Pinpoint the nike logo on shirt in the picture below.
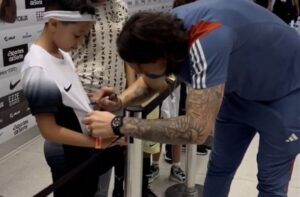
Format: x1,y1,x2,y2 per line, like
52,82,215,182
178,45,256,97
64,84,72,92
10,80,21,90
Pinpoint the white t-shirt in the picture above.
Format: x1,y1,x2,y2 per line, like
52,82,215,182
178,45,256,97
21,44,92,134
161,85,181,118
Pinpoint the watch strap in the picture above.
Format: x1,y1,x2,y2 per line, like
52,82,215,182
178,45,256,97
111,116,124,136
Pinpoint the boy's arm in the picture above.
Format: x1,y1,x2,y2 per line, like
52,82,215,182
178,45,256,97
35,113,118,148
36,113,95,147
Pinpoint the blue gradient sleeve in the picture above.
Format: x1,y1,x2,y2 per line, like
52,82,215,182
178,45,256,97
22,67,61,115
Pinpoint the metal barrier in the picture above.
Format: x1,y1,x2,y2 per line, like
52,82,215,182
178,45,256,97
123,77,178,197
124,106,143,197
124,78,204,197
165,144,203,197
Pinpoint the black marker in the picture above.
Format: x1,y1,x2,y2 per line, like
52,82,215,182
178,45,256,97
90,93,118,106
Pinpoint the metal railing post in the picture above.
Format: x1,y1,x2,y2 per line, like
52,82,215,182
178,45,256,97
185,144,203,196
124,106,143,197
165,144,203,197
123,78,180,196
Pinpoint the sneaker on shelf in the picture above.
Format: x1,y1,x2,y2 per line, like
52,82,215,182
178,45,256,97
197,145,208,155
146,165,159,184
169,166,186,183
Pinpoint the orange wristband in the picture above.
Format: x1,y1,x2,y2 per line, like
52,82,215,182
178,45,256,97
95,137,102,149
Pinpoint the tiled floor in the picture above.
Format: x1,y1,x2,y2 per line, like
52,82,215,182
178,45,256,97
0,127,299,197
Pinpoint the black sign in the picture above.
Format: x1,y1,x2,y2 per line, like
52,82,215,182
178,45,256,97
0,101,4,111
3,44,28,67
0,90,26,112
25,0,44,9
0,101,31,129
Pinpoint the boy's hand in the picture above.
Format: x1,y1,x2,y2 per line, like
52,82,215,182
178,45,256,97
83,111,116,138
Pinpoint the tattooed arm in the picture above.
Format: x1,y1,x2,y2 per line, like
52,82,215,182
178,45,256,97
119,75,169,107
91,74,168,111
120,84,224,144
83,83,224,144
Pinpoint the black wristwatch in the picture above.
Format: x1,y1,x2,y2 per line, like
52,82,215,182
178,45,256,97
111,116,124,136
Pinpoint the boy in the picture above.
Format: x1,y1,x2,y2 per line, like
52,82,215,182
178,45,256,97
21,0,124,196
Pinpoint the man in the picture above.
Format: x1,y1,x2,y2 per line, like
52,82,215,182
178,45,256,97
83,0,300,196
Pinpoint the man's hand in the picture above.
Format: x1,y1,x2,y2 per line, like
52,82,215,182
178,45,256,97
89,87,122,111
83,111,116,138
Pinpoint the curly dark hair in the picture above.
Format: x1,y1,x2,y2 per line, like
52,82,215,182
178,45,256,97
45,0,95,15
117,12,189,75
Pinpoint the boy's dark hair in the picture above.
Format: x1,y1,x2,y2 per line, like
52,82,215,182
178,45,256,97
117,12,189,75
45,0,95,15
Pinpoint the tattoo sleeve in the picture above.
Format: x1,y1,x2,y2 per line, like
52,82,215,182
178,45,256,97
121,76,168,107
121,84,224,144
127,83,152,106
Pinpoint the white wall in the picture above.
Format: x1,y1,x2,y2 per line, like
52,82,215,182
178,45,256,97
0,0,44,144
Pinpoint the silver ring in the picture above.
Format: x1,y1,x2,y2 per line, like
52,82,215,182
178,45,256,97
86,125,92,134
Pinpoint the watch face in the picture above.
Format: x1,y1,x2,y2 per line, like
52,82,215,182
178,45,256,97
111,116,123,136
112,117,122,127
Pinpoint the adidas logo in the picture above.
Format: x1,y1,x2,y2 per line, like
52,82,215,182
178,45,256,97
285,133,299,143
